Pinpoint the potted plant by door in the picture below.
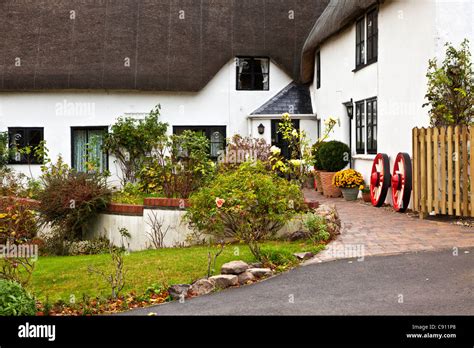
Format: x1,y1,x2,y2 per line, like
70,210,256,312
317,141,351,198
360,184,371,202
333,169,365,201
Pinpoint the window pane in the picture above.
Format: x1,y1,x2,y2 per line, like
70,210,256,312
236,57,269,90
210,131,224,158
8,128,44,164
88,130,107,173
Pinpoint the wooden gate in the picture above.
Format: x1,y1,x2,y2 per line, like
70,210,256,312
412,126,473,217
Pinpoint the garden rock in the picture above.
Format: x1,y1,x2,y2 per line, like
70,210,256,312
190,279,215,296
237,271,256,285
168,284,191,300
221,260,249,275
209,275,238,288
293,252,314,261
248,268,273,278
314,204,342,238
249,262,264,268
288,230,311,241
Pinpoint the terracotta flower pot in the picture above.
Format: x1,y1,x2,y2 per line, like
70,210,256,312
319,171,341,198
314,170,324,195
340,187,359,201
362,192,371,202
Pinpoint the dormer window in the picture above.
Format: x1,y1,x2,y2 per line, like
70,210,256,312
236,57,269,91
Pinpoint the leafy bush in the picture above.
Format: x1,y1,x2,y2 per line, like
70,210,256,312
186,161,304,260
317,141,350,172
0,279,37,316
139,130,214,198
0,168,42,199
312,142,325,170
104,105,169,185
423,39,473,126
333,169,364,189
111,183,154,205
303,213,330,243
0,197,38,244
37,157,111,245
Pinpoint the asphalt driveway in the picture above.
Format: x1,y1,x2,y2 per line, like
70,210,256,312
120,247,473,315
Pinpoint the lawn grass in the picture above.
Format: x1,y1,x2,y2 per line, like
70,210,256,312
30,241,324,303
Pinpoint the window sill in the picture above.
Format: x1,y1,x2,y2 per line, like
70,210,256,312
352,59,377,73
352,154,377,161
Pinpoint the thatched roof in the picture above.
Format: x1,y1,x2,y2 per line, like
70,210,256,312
0,0,329,92
301,0,381,83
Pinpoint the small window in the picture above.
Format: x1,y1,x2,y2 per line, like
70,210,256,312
316,51,321,89
236,57,269,91
355,101,365,155
71,127,108,173
173,126,226,160
366,98,377,154
366,9,378,63
355,18,365,69
8,127,44,164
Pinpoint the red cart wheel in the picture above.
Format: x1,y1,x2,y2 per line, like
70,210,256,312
391,152,412,212
370,153,391,207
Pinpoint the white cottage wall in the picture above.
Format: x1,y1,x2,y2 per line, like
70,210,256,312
0,58,296,183
310,0,473,202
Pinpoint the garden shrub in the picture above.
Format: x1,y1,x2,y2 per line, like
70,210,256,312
186,161,304,260
139,130,214,198
0,168,42,199
104,105,169,185
37,157,112,245
423,39,473,126
0,197,38,244
112,182,151,205
317,140,350,172
0,279,37,316
303,212,330,243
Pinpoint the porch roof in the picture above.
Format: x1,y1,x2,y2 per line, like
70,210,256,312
250,82,313,116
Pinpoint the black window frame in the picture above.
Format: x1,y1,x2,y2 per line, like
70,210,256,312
7,127,44,165
316,50,321,89
366,8,378,64
172,126,226,160
355,101,365,155
355,18,365,69
236,57,270,91
366,97,378,154
71,126,109,173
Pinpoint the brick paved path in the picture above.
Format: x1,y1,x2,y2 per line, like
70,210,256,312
303,189,474,264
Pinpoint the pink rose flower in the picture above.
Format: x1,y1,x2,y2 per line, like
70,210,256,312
215,197,225,208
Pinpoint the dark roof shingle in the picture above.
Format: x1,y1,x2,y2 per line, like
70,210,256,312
251,82,313,115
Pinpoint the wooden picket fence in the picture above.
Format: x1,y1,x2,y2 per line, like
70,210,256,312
412,126,473,218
